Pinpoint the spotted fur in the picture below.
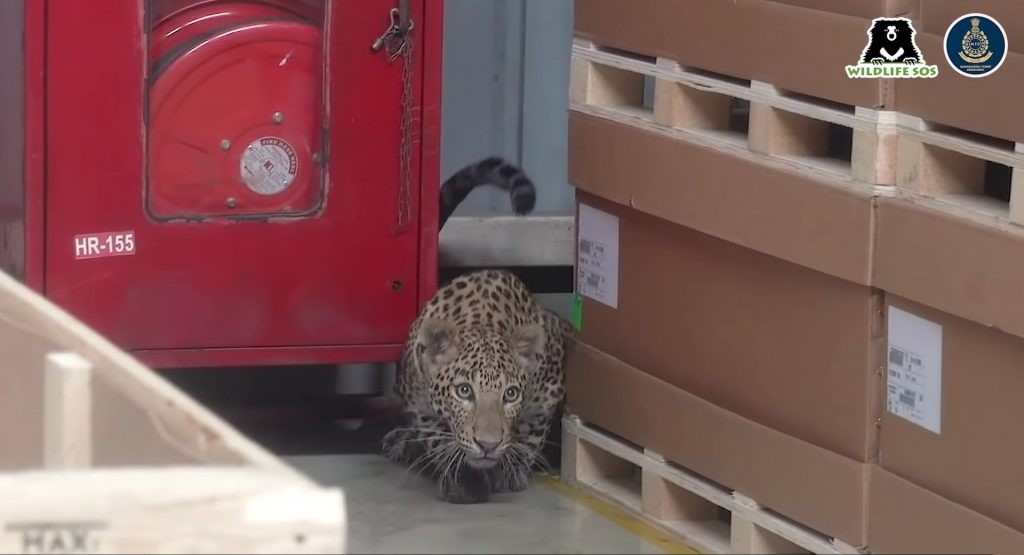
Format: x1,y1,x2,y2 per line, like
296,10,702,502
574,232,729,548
439,157,536,229
382,269,570,504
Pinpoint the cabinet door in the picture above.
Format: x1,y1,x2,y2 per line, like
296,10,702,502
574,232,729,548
45,0,429,353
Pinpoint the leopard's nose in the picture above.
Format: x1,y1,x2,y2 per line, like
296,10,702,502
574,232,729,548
475,438,501,455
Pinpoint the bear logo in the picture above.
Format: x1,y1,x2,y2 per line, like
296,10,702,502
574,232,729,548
846,17,938,79
859,17,924,65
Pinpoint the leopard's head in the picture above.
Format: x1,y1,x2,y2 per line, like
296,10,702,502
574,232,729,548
415,318,545,469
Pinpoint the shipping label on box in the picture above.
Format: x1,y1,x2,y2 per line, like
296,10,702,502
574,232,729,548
887,306,943,434
577,203,619,309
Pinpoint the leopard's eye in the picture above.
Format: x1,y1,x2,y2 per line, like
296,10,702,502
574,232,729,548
455,383,474,400
503,386,521,403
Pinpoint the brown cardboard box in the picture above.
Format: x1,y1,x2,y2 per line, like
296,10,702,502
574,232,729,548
568,112,876,286
895,19,1024,142
875,196,1024,532
573,192,883,462
567,110,883,545
573,0,893,109
875,196,1024,342
770,0,918,19
920,1,1023,52
877,296,1024,533
869,467,1024,554
569,109,884,459
566,338,870,546
569,111,883,458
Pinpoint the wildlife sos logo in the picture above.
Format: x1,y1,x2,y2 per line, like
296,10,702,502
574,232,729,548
943,13,1007,78
846,17,938,79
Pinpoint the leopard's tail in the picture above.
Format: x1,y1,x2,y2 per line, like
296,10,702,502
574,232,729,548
439,156,536,229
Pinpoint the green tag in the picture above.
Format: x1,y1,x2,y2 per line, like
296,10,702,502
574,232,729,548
571,293,583,331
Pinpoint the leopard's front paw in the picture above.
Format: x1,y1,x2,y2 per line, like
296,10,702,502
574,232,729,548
437,469,490,504
490,464,530,493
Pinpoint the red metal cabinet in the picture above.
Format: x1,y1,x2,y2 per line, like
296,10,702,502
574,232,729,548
0,0,443,368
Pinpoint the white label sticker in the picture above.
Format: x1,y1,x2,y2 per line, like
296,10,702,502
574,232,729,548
73,231,136,260
887,306,943,434
577,203,619,309
239,137,298,195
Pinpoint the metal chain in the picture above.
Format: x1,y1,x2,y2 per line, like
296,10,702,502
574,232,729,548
372,6,416,232
396,27,415,231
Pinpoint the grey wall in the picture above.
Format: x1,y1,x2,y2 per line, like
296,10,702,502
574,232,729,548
0,1,26,279
441,0,575,216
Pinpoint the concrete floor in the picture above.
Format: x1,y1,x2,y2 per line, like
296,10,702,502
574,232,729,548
286,453,684,554
182,380,697,554
192,316,693,555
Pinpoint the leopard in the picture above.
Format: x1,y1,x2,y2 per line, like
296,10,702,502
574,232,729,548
381,156,569,503
437,155,535,229
382,268,571,504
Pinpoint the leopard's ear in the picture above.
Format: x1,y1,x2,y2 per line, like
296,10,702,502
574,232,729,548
511,322,545,369
418,318,459,368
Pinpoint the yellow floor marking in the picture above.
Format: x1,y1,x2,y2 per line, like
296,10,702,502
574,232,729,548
537,475,701,555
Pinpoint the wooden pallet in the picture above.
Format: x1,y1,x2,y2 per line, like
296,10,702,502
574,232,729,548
570,38,898,196
570,38,1024,227
560,415,862,555
896,116,1024,224
0,268,347,554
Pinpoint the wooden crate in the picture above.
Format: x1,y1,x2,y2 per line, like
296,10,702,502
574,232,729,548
570,38,899,194
0,269,347,554
561,415,862,555
570,37,1024,228
895,117,1024,225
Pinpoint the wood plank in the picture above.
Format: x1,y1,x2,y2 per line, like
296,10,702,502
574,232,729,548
43,352,92,470
0,466,346,554
561,415,861,555
0,270,291,475
572,39,1024,205
1008,143,1024,226
569,45,894,196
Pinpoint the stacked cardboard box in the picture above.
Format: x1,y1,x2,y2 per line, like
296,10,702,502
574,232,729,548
573,0,893,109
565,1,1024,553
568,0,887,547
768,0,915,19
872,2,1024,551
898,0,1024,143
568,125,879,547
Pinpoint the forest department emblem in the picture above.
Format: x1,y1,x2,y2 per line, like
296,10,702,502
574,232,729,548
944,13,1007,78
